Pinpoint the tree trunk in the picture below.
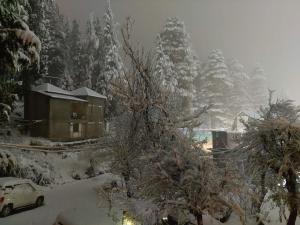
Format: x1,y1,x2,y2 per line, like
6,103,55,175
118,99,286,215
252,171,267,215
287,208,297,225
196,214,203,225
286,169,298,225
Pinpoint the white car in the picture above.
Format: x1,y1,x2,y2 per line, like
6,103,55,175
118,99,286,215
0,177,44,217
53,207,139,225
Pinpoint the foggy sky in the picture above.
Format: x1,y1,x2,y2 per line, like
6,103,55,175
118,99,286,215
57,0,300,103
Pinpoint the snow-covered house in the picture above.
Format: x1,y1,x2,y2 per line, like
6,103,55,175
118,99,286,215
24,83,106,141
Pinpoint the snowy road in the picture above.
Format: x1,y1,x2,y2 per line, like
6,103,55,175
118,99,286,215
0,174,296,225
0,176,112,225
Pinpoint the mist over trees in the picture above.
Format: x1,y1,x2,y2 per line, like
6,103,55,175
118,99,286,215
1,0,268,128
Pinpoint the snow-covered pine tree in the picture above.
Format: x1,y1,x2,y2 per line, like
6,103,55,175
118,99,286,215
199,49,233,129
60,18,74,90
248,64,268,109
228,59,250,118
79,12,102,89
153,36,176,91
0,0,41,122
19,0,45,90
0,0,41,75
26,0,52,83
153,36,180,118
191,54,203,113
68,19,83,88
158,17,198,116
96,0,123,99
26,0,68,88
47,3,67,87
91,16,104,90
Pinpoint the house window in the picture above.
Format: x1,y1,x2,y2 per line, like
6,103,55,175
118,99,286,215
70,123,82,138
73,123,79,132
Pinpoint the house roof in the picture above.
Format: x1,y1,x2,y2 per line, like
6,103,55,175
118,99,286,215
31,83,87,102
35,91,87,102
32,83,72,96
71,87,107,99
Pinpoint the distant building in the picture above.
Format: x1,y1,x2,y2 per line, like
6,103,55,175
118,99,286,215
24,83,106,141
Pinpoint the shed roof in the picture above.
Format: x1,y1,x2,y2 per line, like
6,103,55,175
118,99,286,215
71,87,107,99
32,83,72,96
31,83,87,102
35,91,87,102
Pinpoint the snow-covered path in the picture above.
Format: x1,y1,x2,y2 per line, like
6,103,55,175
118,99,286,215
0,176,109,225
0,174,228,225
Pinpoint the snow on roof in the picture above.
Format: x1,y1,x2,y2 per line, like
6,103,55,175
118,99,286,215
71,87,107,99
0,177,32,187
35,91,87,102
31,84,105,102
32,83,72,96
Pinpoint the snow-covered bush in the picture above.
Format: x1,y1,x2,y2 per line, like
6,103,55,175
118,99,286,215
0,103,11,123
0,150,54,186
0,150,18,177
18,156,54,185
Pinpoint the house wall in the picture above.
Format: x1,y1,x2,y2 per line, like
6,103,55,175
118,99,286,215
25,91,106,141
48,99,88,141
87,96,105,138
24,92,50,137
76,96,106,138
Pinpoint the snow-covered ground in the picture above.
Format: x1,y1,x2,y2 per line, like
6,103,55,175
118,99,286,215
0,174,119,225
0,175,230,225
0,173,299,225
0,145,112,186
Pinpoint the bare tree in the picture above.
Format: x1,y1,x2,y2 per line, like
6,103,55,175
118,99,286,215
108,18,245,225
241,92,300,225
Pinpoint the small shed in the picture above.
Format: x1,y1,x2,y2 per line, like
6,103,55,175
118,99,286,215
24,83,106,141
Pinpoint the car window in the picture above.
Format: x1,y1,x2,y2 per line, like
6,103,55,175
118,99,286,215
23,183,35,192
4,186,13,194
13,184,24,193
13,183,35,193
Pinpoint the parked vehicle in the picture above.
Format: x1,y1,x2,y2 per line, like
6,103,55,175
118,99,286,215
0,177,44,217
53,207,139,225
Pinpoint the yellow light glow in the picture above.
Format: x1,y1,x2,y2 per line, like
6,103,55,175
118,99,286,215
123,217,135,225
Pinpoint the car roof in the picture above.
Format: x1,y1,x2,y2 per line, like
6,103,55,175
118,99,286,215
57,207,123,225
0,177,33,187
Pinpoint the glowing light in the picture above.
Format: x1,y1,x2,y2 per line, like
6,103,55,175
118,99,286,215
162,217,168,221
123,217,135,225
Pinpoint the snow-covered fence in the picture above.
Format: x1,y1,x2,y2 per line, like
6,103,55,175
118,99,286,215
0,136,116,153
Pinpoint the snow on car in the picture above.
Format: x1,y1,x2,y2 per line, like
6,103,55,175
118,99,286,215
0,177,44,217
